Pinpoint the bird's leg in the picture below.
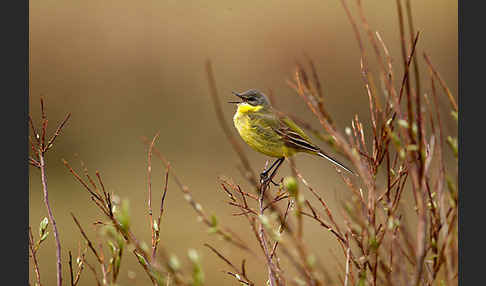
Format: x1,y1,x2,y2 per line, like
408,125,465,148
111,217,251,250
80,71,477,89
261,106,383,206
260,157,285,186
267,157,285,185
261,158,282,178
260,158,282,183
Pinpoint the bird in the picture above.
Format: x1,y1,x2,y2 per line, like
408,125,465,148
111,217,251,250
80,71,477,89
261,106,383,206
230,89,354,184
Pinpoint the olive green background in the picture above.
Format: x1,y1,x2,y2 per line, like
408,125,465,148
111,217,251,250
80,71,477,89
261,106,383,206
29,0,457,285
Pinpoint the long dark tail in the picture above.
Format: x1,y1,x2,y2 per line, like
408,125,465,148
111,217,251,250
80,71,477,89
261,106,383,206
317,150,356,175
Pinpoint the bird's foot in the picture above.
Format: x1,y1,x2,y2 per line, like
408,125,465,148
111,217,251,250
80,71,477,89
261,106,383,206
260,172,279,186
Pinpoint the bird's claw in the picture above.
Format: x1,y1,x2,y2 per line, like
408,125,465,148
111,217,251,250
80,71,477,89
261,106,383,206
260,172,279,186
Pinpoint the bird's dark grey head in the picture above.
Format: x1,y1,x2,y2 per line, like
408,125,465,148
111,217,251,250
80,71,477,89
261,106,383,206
232,89,271,107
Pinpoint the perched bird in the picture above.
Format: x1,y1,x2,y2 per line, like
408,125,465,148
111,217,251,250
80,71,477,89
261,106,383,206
230,89,354,183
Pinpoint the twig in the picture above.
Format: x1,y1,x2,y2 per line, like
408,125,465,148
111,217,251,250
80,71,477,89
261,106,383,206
39,150,63,286
270,200,292,260
344,241,351,286
45,113,71,151
204,244,239,274
140,141,251,252
396,0,413,132
152,163,170,260
73,247,88,286
84,260,102,286
147,132,159,263
29,227,42,286
69,251,74,286
405,0,421,100
423,53,458,112
29,98,69,286
70,213,108,284
258,179,280,286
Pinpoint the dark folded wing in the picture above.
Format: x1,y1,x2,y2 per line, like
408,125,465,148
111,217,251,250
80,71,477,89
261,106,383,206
274,125,320,153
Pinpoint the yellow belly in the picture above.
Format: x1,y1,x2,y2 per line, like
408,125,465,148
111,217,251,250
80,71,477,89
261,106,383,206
233,110,294,158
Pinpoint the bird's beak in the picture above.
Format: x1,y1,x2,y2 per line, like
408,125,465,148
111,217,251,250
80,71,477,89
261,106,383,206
228,91,243,104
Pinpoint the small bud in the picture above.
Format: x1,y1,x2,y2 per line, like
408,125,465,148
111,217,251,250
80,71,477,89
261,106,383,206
411,123,418,135
111,195,120,205
114,199,130,231
184,194,191,202
188,249,200,263
208,215,218,234
40,231,49,243
135,252,147,266
447,136,458,158
210,214,218,227
283,176,298,197
406,144,418,152
451,111,458,122
259,215,270,229
153,220,159,232
306,254,316,267
399,149,406,159
398,119,409,128
107,241,117,255
39,217,49,237
169,254,181,271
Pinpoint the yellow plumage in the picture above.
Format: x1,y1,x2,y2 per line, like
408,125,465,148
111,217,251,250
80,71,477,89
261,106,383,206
233,103,314,158
231,89,354,175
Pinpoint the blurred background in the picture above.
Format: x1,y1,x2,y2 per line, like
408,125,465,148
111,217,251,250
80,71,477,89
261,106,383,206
29,0,457,285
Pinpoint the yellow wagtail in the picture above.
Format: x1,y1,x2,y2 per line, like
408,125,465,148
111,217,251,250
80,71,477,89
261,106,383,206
230,89,354,184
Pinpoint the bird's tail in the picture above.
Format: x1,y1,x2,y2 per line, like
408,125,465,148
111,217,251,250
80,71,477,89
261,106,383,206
317,150,356,175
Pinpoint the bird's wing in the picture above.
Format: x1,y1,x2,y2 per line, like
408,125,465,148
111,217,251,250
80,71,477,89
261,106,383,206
274,116,320,153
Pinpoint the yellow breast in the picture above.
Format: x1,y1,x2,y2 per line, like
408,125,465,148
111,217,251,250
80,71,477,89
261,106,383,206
233,103,293,158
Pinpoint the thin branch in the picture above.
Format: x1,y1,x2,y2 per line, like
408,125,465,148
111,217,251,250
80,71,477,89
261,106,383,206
258,179,280,286
45,113,71,152
204,244,239,274
69,251,74,286
29,227,42,286
39,153,63,286
405,0,421,100
423,53,458,112
152,163,170,260
147,132,159,263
